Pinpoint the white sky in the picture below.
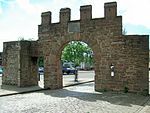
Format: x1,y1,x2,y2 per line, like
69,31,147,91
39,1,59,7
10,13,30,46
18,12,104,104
0,0,150,52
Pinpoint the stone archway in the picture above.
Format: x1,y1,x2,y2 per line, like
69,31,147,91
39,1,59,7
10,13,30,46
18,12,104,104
36,2,150,93
57,38,98,88
2,2,149,94
60,41,95,86
41,33,100,89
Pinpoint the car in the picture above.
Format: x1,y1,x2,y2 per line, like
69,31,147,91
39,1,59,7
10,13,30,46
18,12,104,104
62,63,77,75
0,67,3,74
38,67,44,75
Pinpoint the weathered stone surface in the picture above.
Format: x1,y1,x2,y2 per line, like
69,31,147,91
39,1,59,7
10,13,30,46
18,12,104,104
2,41,38,87
2,2,149,94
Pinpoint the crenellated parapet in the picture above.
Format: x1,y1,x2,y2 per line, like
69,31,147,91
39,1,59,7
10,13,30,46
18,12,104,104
40,2,117,26
38,2,122,39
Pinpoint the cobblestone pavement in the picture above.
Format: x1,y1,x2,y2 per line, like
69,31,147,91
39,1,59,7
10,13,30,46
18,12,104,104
0,82,150,113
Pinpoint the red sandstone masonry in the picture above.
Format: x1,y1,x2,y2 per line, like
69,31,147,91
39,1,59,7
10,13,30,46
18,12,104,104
2,2,149,94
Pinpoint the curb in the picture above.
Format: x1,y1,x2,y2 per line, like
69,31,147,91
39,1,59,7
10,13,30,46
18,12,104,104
63,80,94,87
0,88,48,97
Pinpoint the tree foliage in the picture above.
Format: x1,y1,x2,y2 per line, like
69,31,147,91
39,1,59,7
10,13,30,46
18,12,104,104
37,41,94,67
38,57,44,67
61,41,93,66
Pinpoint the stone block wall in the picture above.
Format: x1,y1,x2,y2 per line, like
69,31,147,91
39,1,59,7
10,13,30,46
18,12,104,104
95,35,149,93
2,2,149,94
2,41,38,87
2,41,20,85
124,35,149,93
19,41,38,87
38,2,149,94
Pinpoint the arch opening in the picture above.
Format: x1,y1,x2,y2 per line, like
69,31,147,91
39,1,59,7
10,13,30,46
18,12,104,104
60,41,95,87
37,56,44,88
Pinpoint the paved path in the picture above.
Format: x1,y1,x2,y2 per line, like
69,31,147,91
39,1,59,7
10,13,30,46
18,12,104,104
0,82,150,113
0,71,94,96
0,71,150,112
63,70,94,86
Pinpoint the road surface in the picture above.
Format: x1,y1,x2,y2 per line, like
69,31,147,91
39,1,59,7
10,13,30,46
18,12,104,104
38,71,95,87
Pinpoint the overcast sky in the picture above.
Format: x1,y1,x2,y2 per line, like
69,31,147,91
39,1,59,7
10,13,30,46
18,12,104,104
0,0,150,52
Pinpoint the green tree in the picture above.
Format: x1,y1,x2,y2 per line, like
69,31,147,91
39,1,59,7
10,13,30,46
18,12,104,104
61,41,93,66
38,57,44,67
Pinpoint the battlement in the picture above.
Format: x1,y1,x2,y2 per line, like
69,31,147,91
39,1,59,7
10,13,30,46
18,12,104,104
60,8,71,24
41,11,51,25
40,2,118,25
80,5,92,20
104,2,117,19
104,2,117,7
60,8,71,13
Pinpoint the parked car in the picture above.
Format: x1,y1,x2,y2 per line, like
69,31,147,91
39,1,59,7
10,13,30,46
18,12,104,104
38,67,44,75
62,63,77,75
0,67,3,74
